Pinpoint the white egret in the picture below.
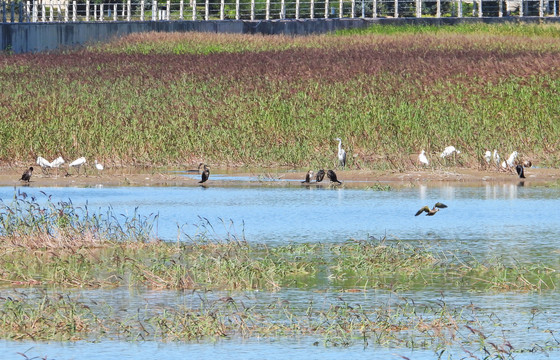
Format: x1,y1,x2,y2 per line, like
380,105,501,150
415,202,448,216
69,157,86,175
484,150,492,164
20,167,33,182
95,160,104,171
418,150,429,166
36,156,52,174
506,151,518,167
440,146,460,158
492,150,500,166
334,138,347,169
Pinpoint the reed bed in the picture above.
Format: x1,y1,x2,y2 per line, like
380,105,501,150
0,192,557,292
1,24,560,169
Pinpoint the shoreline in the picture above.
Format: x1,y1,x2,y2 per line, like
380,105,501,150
2,166,558,188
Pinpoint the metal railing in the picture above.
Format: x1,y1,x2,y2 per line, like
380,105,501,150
1,0,558,22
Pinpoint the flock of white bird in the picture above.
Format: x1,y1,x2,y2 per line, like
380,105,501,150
418,147,528,171
35,156,103,176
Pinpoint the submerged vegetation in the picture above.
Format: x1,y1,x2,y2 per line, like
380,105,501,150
1,23,560,169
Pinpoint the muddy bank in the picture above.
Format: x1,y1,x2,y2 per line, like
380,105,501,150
2,166,558,188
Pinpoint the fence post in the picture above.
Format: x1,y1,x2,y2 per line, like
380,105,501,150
339,0,342,17
265,0,269,19
351,0,355,17
127,0,131,20
33,0,38,21
436,0,440,17
457,0,462,17
100,3,103,20
220,0,224,18
235,0,239,19
498,0,502,16
72,0,76,20
310,0,314,18
324,0,328,17
151,0,156,20
204,0,208,20
85,0,89,20
250,0,254,19
394,0,398,17
140,0,144,20
539,0,543,16
281,0,285,18
25,0,29,22
478,0,481,17
166,0,169,19
121,2,125,18
179,0,183,19
416,0,420,17
372,0,376,17
192,0,196,20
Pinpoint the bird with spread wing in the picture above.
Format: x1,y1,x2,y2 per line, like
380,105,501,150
415,202,448,216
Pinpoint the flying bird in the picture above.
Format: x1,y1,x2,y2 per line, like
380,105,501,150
327,169,342,184
20,167,33,182
334,138,347,169
418,150,429,166
316,169,325,183
198,163,210,184
301,170,314,184
415,202,448,216
515,164,525,178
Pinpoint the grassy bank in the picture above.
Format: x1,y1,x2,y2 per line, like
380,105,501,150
1,24,560,169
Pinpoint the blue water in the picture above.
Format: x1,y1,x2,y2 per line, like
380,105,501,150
1,179,560,359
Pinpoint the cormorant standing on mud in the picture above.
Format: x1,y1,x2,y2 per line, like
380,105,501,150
198,163,210,184
315,169,325,183
327,170,342,184
20,167,33,182
302,170,314,184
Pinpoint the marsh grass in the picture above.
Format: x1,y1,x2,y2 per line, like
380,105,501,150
1,24,560,169
0,192,557,292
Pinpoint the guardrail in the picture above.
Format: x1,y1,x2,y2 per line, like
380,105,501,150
0,0,558,23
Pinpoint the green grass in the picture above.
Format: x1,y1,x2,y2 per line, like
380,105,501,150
1,24,560,170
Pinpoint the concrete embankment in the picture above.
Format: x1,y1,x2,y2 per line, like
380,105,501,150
0,17,556,54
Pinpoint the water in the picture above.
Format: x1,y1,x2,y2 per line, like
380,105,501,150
1,179,560,359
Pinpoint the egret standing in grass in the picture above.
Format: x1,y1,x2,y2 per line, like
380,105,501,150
69,157,86,175
198,163,210,184
492,150,500,167
36,156,52,174
334,138,346,169
94,160,104,176
418,150,429,166
484,150,492,164
50,156,65,177
506,151,518,168
327,169,342,184
20,167,33,182
440,146,461,158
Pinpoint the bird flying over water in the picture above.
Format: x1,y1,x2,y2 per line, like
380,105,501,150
327,169,342,184
198,163,210,184
334,138,347,169
302,170,314,184
20,167,33,182
316,169,325,183
415,202,447,216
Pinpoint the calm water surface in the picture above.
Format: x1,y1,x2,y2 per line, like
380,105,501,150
1,177,559,359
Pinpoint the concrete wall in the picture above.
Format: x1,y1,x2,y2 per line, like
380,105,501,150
1,17,559,54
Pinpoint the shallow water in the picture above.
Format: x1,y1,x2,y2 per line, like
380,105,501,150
2,180,559,262
1,177,560,359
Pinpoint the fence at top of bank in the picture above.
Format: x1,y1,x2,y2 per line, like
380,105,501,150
0,0,558,23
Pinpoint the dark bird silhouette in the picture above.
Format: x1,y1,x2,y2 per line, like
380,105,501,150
327,169,342,184
198,163,210,183
20,167,33,182
415,202,447,216
316,169,325,183
515,164,525,178
301,170,314,184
